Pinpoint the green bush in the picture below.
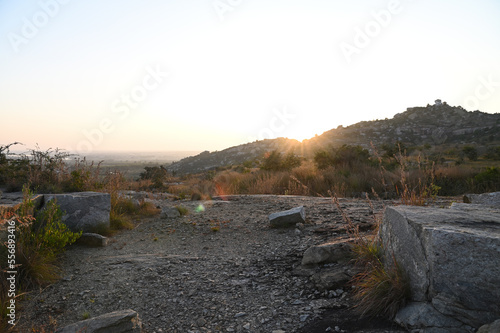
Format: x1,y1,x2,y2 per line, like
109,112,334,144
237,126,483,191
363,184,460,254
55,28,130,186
462,146,478,161
474,167,500,192
32,200,82,258
139,166,169,188
261,150,301,171
17,198,81,287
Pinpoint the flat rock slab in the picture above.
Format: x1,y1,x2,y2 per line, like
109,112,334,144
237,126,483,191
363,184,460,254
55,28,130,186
0,192,44,212
55,309,142,333
44,192,111,233
269,205,305,228
463,192,500,207
381,205,500,331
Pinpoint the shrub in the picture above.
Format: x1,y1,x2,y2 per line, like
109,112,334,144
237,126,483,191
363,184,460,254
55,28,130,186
261,150,301,171
474,167,500,192
176,205,189,216
139,166,169,188
314,145,372,170
17,197,81,288
462,146,478,161
0,186,81,328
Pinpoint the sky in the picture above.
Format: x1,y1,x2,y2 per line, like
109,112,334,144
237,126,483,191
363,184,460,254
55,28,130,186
1,0,499,154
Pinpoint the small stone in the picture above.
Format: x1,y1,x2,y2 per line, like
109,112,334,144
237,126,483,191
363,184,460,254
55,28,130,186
234,312,246,318
243,323,251,330
196,317,206,327
299,314,309,322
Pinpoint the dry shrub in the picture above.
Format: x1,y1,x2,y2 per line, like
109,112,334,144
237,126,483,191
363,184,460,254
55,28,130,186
395,153,440,205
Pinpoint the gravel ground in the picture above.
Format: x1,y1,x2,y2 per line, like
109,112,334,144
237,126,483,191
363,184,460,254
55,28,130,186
16,195,414,333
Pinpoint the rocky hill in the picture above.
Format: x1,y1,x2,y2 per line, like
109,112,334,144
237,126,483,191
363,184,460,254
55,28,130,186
166,137,301,174
167,102,500,174
314,102,500,148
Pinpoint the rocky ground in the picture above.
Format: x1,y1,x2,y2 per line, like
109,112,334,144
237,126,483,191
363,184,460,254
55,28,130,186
15,194,449,333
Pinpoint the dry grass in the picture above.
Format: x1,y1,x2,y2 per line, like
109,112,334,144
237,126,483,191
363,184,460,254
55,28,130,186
351,254,411,318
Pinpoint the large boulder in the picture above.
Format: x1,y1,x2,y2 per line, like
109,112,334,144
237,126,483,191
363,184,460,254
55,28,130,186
269,206,305,228
381,206,500,331
43,192,110,232
56,309,142,333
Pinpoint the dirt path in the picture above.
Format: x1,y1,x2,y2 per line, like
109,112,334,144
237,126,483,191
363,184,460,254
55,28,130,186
17,195,408,332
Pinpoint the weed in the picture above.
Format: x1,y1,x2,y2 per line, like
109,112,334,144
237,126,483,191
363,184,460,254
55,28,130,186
82,311,91,320
176,205,189,216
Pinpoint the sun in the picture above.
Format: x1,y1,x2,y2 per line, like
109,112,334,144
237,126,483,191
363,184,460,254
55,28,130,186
282,127,319,143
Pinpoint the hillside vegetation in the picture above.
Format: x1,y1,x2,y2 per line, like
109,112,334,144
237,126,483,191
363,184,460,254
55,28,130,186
158,102,500,199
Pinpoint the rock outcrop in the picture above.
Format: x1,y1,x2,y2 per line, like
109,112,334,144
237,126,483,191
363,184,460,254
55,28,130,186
43,192,111,232
463,191,500,207
381,205,500,332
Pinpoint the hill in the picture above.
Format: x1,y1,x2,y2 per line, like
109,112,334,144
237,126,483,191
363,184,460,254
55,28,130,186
167,102,500,174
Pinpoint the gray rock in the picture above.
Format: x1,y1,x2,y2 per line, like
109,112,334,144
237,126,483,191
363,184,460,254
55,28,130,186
269,206,305,228
450,202,500,215
77,233,108,247
463,192,500,207
55,309,142,333
394,302,463,333
311,268,350,291
381,205,500,330
161,206,181,219
477,319,500,333
0,192,44,212
302,239,353,266
44,192,110,233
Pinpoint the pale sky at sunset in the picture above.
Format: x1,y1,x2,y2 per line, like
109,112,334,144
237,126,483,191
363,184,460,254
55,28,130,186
1,0,499,154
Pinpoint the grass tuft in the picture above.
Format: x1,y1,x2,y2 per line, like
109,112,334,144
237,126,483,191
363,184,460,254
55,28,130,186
351,253,411,318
